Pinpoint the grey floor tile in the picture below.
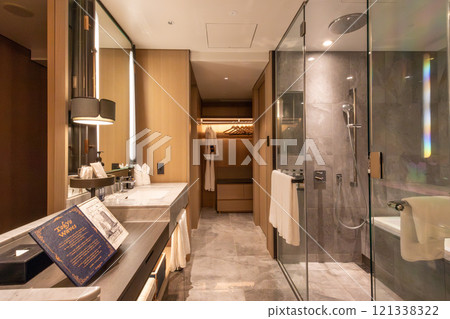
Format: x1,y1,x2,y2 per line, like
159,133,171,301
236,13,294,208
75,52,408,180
244,288,297,301
186,289,247,301
165,207,298,301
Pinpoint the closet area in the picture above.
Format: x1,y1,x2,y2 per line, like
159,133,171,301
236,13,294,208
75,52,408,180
194,53,276,257
199,101,254,213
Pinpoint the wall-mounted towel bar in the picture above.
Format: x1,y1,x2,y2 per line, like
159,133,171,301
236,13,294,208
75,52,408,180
387,200,409,211
292,176,305,184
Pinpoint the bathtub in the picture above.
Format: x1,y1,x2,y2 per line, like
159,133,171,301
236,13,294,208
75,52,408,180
373,216,450,260
372,216,450,300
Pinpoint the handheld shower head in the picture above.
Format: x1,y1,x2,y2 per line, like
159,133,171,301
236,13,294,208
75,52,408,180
342,104,353,113
342,104,353,126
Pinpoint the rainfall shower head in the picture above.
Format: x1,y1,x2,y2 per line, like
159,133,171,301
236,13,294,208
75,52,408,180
329,13,367,35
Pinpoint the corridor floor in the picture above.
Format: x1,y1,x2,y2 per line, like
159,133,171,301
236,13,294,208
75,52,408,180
165,208,297,301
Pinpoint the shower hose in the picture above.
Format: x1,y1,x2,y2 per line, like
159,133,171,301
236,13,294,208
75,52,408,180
332,125,369,230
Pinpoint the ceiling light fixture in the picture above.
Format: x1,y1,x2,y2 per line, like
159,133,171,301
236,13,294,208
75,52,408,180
224,77,229,80
346,76,354,80
308,57,315,62
323,40,333,47
168,20,174,25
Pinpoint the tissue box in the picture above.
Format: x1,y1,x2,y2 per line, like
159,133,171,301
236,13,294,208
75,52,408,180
0,244,53,285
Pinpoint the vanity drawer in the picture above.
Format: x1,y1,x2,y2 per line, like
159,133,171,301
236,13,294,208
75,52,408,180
217,199,253,212
243,184,253,199
217,184,244,200
120,224,169,301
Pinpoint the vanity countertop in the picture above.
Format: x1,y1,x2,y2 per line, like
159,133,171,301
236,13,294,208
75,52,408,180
0,221,169,301
0,183,189,301
103,183,188,208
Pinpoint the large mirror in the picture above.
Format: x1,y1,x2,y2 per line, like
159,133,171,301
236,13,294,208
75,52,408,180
68,0,136,197
96,2,135,171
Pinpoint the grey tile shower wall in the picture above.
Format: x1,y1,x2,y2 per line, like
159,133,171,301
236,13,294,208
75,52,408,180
371,51,450,218
305,52,369,263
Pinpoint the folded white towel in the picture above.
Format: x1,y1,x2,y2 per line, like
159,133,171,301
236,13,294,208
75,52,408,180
269,170,300,246
90,162,107,178
141,163,151,185
400,196,450,262
134,164,144,186
178,209,190,255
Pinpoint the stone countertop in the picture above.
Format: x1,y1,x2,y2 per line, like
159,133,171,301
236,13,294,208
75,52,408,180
0,183,189,301
0,221,169,300
103,183,188,208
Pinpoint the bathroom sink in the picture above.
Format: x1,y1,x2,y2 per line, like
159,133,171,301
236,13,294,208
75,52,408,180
125,189,170,201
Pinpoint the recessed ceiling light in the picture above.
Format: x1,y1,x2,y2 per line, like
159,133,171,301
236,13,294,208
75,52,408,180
405,75,412,79
3,3,34,18
230,10,238,16
308,57,315,61
168,20,174,25
323,40,333,47
346,76,354,80
224,77,229,80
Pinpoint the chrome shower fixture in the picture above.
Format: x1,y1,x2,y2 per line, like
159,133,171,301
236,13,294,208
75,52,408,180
329,13,367,35
342,103,361,129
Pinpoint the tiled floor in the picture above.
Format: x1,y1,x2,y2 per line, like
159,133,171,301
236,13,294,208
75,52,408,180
164,207,401,301
164,207,297,301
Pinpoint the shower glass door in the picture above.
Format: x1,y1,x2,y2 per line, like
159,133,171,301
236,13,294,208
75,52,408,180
369,0,450,300
274,4,307,300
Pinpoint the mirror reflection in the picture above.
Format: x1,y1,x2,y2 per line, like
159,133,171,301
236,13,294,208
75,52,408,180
68,0,135,198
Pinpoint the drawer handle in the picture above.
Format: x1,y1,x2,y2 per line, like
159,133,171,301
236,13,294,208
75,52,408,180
145,250,154,264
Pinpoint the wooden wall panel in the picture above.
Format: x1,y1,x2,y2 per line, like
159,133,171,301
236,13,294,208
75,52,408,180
135,50,190,183
189,68,202,229
99,48,130,170
47,0,69,214
258,82,268,237
251,52,275,257
0,35,47,234
264,53,275,257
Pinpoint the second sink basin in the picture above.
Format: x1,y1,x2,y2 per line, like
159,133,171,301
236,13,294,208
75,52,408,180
125,189,170,201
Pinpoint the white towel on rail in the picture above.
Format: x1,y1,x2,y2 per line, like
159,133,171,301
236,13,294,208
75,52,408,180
169,209,190,271
269,170,300,246
400,196,450,262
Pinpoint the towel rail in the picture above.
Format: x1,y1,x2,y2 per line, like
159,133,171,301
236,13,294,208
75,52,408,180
387,200,409,211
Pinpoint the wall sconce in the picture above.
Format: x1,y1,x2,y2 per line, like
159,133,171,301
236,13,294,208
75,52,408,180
71,97,116,125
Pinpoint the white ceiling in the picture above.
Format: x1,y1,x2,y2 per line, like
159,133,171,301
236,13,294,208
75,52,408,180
100,0,448,100
100,0,303,100
97,3,132,49
0,0,47,60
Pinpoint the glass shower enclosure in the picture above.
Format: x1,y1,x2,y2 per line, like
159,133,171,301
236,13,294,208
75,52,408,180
274,0,449,301
274,3,307,300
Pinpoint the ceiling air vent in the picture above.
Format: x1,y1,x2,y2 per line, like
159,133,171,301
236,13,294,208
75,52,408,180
206,23,257,48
